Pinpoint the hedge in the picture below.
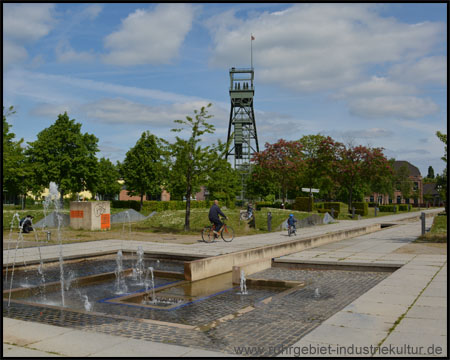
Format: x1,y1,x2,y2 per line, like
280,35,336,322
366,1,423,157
314,202,324,210
368,202,378,208
379,205,396,212
318,208,340,217
112,200,213,213
324,202,343,212
378,204,411,212
255,201,274,210
111,200,141,211
293,197,313,211
351,202,369,216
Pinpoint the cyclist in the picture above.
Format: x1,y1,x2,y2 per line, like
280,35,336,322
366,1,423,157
208,199,228,236
287,214,297,234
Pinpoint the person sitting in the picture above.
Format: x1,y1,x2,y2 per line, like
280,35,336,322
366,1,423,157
287,214,297,232
19,215,34,233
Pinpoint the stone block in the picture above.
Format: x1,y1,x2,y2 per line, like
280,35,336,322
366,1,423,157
70,201,110,230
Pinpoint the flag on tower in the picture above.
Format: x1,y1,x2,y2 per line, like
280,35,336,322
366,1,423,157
251,35,255,40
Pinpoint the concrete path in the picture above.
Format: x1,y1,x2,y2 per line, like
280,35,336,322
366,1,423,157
3,208,446,357
3,209,440,265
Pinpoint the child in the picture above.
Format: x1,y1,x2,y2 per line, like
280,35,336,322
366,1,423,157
287,214,297,233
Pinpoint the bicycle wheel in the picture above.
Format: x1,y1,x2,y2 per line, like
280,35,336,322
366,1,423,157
221,225,235,242
202,226,213,243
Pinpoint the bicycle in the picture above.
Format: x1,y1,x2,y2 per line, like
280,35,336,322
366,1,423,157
239,210,253,221
288,224,297,237
201,217,235,243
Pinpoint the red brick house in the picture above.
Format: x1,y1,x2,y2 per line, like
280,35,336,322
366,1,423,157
364,160,423,205
119,185,207,202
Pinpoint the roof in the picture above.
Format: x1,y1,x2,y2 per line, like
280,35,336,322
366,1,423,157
393,161,421,177
423,183,439,195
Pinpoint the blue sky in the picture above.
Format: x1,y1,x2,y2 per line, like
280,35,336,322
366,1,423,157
3,3,447,176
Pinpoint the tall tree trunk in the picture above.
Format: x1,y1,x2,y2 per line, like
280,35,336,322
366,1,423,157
185,183,191,231
348,183,353,210
140,192,144,211
59,188,65,209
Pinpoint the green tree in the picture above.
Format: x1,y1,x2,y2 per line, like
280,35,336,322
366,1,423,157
168,103,217,231
204,140,241,203
436,131,447,211
96,158,122,200
3,106,32,206
26,112,99,204
426,166,435,179
298,134,338,200
436,131,447,163
120,131,166,210
395,164,413,202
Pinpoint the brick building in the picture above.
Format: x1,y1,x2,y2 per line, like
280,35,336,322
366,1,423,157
364,160,423,205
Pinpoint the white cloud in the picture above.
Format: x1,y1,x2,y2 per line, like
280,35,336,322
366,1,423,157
348,96,439,119
208,4,443,91
82,98,216,126
337,76,417,98
4,69,204,104
80,4,103,20
30,103,72,118
3,3,55,68
389,56,447,86
340,128,394,139
3,3,55,42
3,40,28,67
55,41,95,63
103,4,195,66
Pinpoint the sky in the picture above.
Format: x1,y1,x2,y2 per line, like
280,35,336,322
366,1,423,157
3,2,447,177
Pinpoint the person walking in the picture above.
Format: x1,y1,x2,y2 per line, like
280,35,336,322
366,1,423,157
208,200,227,236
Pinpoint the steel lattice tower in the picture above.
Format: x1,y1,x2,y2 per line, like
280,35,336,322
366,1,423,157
226,67,259,200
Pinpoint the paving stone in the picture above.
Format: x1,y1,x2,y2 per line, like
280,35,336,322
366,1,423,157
381,332,447,357
393,318,446,336
323,311,394,332
3,343,62,357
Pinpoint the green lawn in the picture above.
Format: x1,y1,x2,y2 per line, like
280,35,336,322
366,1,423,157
132,207,313,236
415,213,447,243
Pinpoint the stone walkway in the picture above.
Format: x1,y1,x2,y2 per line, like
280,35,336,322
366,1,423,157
3,208,446,357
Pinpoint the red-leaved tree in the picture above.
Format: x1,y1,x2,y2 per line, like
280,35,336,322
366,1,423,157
251,139,304,204
334,143,393,207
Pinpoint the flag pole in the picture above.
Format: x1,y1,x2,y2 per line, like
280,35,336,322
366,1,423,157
251,33,253,69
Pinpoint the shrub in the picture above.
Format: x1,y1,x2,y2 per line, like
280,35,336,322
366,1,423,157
111,200,141,211
293,197,313,211
368,202,378,208
256,201,274,210
318,208,339,217
379,205,397,212
324,202,342,212
314,202,324,210
351,202,369,216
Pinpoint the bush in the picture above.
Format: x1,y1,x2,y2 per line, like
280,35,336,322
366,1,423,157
314,202,324,210
318,208,340,217
293,197,313,211
397,204,411,211
351,202,369,216
368,202,378,208
111,200,141,211
255,201,274,210
324,202,343,212
379,205,396,212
